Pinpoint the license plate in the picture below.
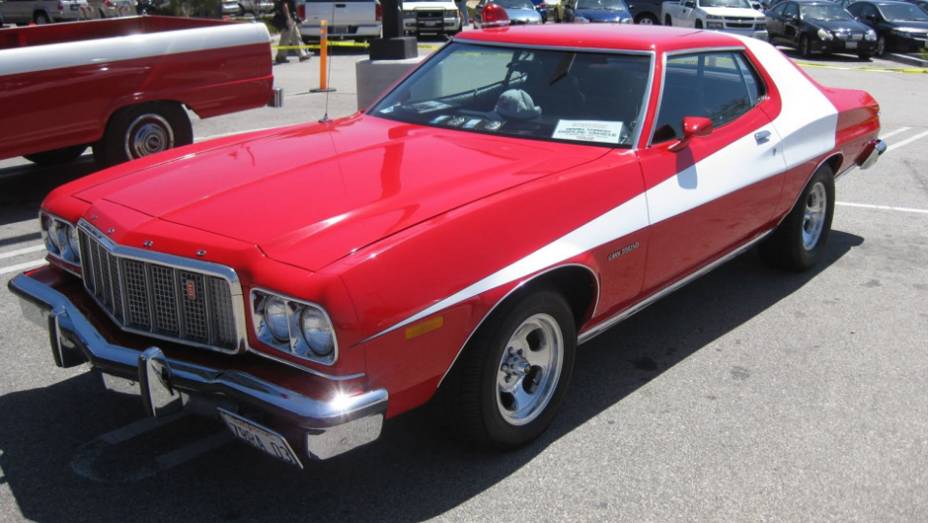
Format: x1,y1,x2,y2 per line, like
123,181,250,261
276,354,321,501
846,41,857,49
219,409,303,468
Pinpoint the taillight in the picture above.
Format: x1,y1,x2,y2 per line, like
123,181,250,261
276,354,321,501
375,1,382,21
482,3,510,27
298,4,305,18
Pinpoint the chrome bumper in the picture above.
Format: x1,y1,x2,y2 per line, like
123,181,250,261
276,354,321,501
8,270,387,463
857,138,887,170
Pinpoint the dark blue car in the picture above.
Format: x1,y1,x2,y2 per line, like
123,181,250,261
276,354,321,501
563,0,634,23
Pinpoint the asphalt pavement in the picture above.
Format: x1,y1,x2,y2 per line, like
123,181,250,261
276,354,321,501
1,41,927,522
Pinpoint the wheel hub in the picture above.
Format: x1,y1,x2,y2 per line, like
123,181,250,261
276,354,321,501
124,113,175,160
495,313,564,426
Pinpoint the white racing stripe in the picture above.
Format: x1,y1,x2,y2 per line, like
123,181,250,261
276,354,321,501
836,201,928,215
888,130,928,152
0,259,47,276
0,23,270,77
0,244,46,260
371,37,840,340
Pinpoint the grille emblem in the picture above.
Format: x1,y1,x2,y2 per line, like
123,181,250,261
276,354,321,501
184,279,197,301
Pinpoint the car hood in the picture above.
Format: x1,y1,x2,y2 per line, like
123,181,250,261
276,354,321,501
402,1,456,10
701,6,763,17
809,17,871,32
74,115,607,271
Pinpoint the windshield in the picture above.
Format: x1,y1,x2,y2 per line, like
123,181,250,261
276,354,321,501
700,0,752,8
494,0,535,8
878,3,928,20
800,4,853,20
577,0,628,10
371,43,652,148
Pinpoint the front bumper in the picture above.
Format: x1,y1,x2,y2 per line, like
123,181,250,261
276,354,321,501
816,37,878,54
8,268,387,464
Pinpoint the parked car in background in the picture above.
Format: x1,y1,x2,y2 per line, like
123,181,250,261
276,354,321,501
298,0,382,42
474,0,543,25
626,0,665,23
10,24,886,468
402,0,462,37
530,0,549,22
766,0,878,58
901,0,928,14
0,16,277,166
222,0,273,18
847,0,928,54
662,0,767,37
562,0,633,22
0,0,88,24
85,0,133,18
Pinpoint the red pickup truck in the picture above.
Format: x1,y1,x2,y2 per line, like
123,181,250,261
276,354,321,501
0,16,276,166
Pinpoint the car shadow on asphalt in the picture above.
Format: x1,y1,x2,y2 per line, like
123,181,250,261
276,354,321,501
0,230,864,522
0,156,100,228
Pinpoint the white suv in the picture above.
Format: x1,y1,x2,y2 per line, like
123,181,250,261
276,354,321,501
298,0,383,41
0,0,89,24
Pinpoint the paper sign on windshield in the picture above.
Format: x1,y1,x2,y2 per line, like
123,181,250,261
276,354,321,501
552,120,623,144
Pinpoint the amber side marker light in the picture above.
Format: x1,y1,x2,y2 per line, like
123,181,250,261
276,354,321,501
405,316,445,340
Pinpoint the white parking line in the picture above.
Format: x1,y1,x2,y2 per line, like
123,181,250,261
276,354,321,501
836,201,928,215
889,130,928,152
0,258,46,276
0,244,45,260
880,127,911,140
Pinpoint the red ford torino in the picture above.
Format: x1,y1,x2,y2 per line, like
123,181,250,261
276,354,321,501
10,24,885,466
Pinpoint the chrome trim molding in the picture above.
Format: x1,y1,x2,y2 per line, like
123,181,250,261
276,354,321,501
76,219,248,355
453,38,656,56
8,272,387,462
632,52,657,149
435,263,601,388
577,229,772,345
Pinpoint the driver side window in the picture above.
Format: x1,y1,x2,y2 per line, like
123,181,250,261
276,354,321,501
784,2,799,18
652,51,766,143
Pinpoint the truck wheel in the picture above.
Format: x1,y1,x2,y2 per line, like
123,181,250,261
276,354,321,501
437,289,576,448
23,145,88,165
664,14,672,25
635,13,657,25
695,19,703,28
93,102,192,166
33,11,50,24
760,165,835,271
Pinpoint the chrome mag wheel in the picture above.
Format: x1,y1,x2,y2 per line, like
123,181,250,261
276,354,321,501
125,113,175,159
496,313,564,426
802,181,827,250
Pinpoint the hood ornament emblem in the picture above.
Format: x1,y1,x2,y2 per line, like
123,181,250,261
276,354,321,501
106,227,115,234
143,240,154,248
196,249,207,257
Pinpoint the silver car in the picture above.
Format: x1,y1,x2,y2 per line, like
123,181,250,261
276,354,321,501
474,0,544,27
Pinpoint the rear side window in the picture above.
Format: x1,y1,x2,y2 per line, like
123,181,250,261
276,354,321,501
652,51,766,143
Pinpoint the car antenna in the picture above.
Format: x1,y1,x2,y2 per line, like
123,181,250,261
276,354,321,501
320,3,338,123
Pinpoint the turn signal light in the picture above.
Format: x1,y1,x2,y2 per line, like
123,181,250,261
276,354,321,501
482,3,510,27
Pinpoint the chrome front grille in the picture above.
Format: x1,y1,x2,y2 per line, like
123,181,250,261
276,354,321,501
78,224,242,353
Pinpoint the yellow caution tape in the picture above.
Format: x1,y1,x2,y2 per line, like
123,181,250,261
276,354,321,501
795,60,928,74
273,42,443,50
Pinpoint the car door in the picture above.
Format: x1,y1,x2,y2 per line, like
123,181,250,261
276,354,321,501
782,1,801,43
765,1,786,41
681,0,697,25
635,50,786,294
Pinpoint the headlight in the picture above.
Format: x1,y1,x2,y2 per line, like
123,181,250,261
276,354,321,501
251,289,338,365
817,28,833,41
40,212,81,268
300,308,335,357
706,15,723,20
264,296,290,342
865,29,877,41
444,9,458,18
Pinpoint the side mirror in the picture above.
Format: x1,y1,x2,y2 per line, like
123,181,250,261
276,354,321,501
668,116,713,152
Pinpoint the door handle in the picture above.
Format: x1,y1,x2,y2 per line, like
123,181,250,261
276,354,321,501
754,130,772,145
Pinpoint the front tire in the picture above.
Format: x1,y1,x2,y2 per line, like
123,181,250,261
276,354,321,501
93,102,192,166
695,19,703,29
799,34,812,57
635,13,657,25
760,165,835,271
664,14,672,25
438,289,577,448
875,36,886,57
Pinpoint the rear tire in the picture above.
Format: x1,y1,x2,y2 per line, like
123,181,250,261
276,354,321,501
24,145,87,165
33,11,50,24
93,102,192,166
760,165,835,271
436,289,576,448
635,13,657,25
